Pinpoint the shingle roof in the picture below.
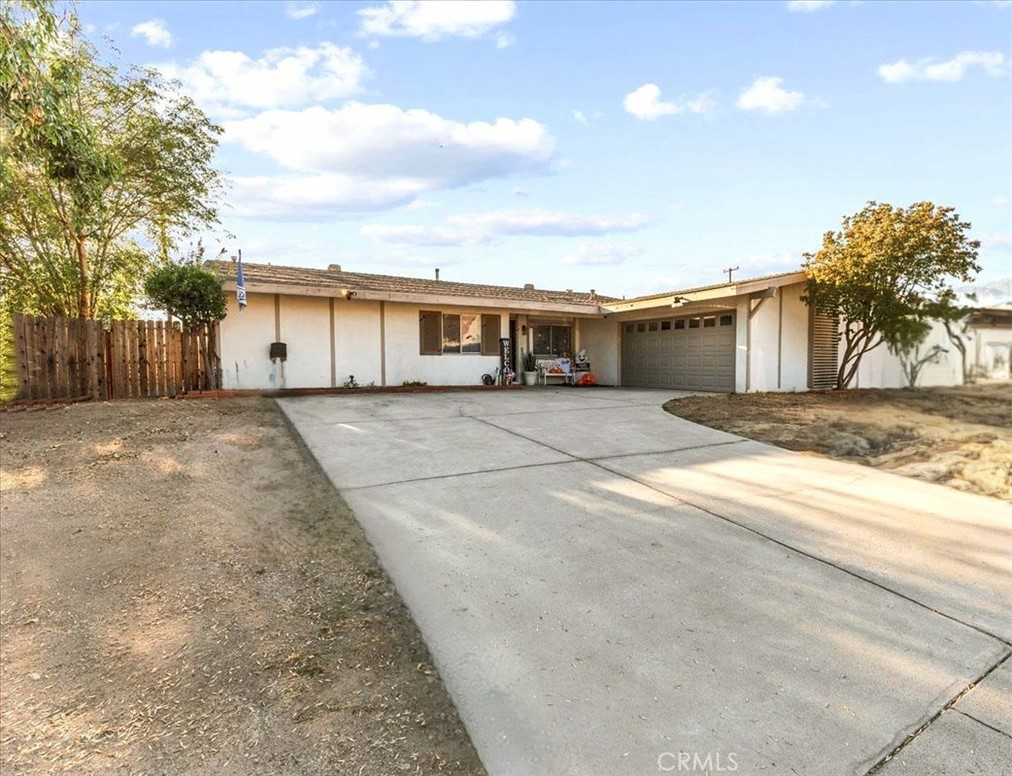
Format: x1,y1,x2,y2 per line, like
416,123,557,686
209,261,617,306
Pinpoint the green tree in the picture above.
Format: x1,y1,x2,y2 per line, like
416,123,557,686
144,263,226,330
803,202,980,389
144,246,226,390
1,1,224,320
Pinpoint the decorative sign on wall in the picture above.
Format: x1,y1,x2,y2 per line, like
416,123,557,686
499,337,512,377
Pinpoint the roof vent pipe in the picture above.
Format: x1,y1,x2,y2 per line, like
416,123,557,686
435,268,440,281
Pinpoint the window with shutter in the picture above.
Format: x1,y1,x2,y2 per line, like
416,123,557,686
419,311,441,355
481,315,500,356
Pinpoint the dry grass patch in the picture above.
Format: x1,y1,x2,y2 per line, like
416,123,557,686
664,384,1011,501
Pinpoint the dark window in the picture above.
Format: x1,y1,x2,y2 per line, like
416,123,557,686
719,314,733,326
688,318,700,329
674,319,685,330
636,323,646,332
625,323,634,333
703,316,716,328
420,311,441,355
442,314,461,353
660,320,671,331
648,321,658,331
533,324,572,355
481,314,500,356
423,312,494,355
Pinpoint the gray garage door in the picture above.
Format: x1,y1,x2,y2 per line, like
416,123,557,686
621,312,736,391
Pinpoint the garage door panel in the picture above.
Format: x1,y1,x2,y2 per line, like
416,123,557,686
622,314,735,392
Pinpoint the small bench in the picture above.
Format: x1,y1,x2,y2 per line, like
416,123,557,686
536,359,576,385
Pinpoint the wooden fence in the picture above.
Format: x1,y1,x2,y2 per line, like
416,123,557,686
13,315,220,401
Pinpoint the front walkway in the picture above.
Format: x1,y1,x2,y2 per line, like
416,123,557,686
279,388,1011,776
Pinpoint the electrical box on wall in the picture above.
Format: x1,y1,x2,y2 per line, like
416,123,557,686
269,342,287,361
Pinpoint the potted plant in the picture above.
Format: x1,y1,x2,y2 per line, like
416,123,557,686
521,349,538,386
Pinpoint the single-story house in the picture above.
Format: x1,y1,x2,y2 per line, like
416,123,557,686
212,260,993,392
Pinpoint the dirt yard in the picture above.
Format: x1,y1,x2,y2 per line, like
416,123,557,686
664,384,1012,501
0,398,484,775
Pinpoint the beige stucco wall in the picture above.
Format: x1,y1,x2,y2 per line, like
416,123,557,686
335,300,383,386
220,293,383,389
848,318,964,389
383,303,502,385
743,282,809,393
220,293,515,389
220,292,279,390
279,295,331,389
577,318,619,385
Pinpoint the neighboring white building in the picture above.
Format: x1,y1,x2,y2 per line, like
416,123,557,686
966,308,1012,381
214,261,991,392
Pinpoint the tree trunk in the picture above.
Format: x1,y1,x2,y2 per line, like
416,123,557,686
76,233,92,319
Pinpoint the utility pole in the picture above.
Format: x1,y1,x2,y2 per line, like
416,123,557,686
723,265,739,283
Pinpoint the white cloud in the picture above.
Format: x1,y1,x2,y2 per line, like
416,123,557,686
877,51,1006,83
405,199,440,211
736,76,805,114
992,196,1011,206
979,234,1012,249
130,19,172,48
286,2,319,20
786,1,836,11
562,244,644,266
624,84,715,120
447,209,652,236
360,224,482,246
229,174,423,220
160,44,367,116
495,31,515,49
572,110,588,125
224,103,555,184
359,0,516,41
223,105,554,218
356,211,652,244
623,84,679,120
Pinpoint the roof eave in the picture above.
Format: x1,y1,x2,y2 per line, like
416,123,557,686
222,280,605,316
602,270,808,314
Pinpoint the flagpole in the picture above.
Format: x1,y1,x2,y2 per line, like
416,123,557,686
236,248,247,310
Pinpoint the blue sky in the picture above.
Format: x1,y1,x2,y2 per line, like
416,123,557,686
78,0,1011,297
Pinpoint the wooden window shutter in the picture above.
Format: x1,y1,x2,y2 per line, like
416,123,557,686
481,314,500,356
808,308,839,390
419,311,441,355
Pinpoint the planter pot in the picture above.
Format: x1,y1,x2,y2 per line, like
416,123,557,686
522,371,538,386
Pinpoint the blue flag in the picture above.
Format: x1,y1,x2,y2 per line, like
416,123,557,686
236,251,247,310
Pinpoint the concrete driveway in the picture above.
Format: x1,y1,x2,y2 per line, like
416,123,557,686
278,388,1012,776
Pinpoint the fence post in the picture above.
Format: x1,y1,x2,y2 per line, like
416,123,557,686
14,315,28,400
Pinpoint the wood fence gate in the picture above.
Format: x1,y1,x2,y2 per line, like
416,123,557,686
13,315,221,401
